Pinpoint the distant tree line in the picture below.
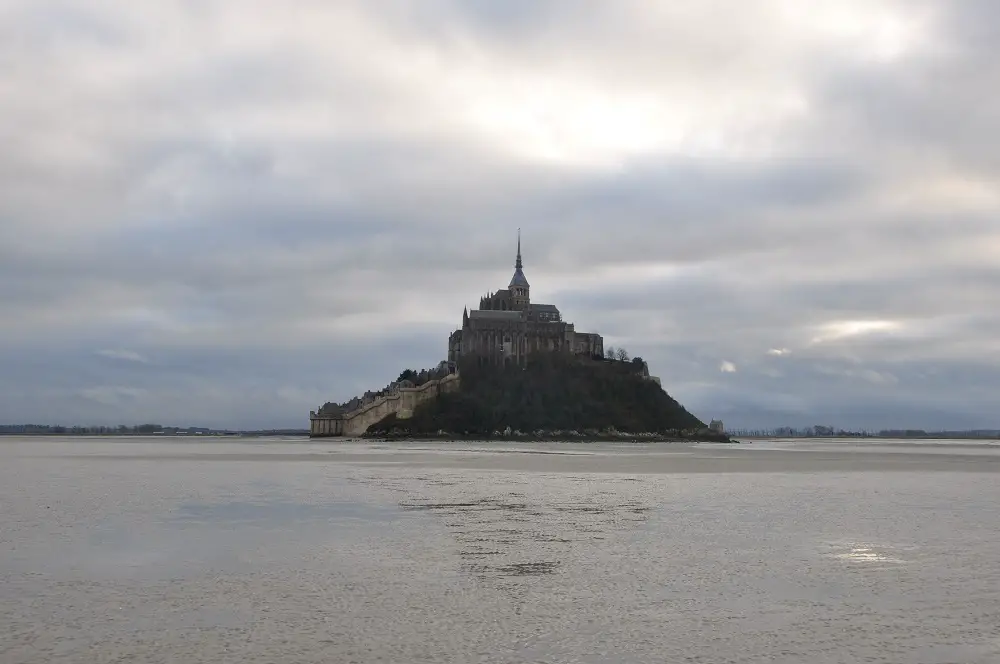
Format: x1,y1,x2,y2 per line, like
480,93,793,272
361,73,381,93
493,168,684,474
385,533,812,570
0,424,232,435
588,346,650,375
727,426,1000,439
0,424,168,435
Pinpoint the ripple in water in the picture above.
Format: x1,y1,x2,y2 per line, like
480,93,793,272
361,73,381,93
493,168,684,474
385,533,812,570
374,473,653,582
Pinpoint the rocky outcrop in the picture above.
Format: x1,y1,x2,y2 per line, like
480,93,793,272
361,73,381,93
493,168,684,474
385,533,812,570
364,354,718,440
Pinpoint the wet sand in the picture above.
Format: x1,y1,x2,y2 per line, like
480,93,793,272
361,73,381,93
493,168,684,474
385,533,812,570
38,438,1000,473
2,437,999,663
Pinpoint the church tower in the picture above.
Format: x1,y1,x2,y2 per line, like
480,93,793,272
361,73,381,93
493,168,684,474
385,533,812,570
509,229,530,309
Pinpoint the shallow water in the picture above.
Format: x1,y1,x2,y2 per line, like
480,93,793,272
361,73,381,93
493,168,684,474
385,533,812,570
2,437,999,663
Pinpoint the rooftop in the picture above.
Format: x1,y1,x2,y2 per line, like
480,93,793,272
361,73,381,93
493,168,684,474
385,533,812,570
469,310,523,321
509,267,529,288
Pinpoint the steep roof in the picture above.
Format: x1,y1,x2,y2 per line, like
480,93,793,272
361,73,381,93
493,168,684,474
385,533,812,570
509,267,529,289
509,230,529,289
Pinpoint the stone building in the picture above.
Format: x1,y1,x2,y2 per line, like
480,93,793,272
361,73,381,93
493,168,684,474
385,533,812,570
448,233,604,366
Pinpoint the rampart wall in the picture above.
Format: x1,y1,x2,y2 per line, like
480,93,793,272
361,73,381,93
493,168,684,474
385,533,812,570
309,373,460,437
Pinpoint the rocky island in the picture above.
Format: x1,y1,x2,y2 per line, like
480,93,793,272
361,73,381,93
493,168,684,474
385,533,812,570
365,353,728,442
310,233,730,442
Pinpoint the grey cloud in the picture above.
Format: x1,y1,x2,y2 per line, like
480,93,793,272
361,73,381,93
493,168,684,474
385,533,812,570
96,349,148,363
0,0,998,429
702,356,1000,431
0,331,444,428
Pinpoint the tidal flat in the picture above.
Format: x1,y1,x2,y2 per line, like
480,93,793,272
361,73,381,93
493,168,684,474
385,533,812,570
2,437,999,663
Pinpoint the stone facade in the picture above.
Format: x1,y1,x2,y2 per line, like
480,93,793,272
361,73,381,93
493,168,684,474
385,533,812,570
310,373,460,437
448,233,603,366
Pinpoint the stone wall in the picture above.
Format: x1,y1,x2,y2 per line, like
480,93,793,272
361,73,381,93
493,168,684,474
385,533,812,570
309,373,460,437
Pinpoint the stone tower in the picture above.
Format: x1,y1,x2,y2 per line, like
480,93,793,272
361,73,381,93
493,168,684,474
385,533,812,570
509,229,530,309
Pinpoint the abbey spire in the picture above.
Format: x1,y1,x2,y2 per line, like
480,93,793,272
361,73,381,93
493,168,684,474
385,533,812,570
509,229,529,291
515,228,523,269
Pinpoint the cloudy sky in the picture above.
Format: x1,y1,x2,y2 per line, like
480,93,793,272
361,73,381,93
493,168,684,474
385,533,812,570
2,1,998,430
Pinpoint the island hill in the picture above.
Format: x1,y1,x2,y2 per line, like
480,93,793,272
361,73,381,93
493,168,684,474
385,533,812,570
309,234,729,442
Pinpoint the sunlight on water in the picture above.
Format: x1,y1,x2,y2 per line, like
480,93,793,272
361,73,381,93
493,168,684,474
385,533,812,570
831,543,906,564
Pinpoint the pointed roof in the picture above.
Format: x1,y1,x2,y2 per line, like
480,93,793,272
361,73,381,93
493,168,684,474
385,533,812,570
509,229,529,289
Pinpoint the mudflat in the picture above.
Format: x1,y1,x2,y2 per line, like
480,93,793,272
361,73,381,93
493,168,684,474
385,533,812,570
2,436,999,663
30,436,1000,473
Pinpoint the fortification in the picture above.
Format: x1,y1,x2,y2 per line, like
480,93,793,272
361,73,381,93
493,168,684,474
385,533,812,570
310,372,459,437
309,231,605,437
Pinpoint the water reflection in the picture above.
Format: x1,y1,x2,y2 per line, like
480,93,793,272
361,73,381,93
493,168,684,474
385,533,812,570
371,473,655,583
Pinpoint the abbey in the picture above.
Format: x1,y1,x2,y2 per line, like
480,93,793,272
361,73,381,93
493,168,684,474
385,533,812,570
448,233,604,366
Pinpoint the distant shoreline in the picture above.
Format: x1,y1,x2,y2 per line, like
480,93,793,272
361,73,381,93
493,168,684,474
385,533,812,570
740,435,1000,442
0,432,310,438
3,432,998,444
